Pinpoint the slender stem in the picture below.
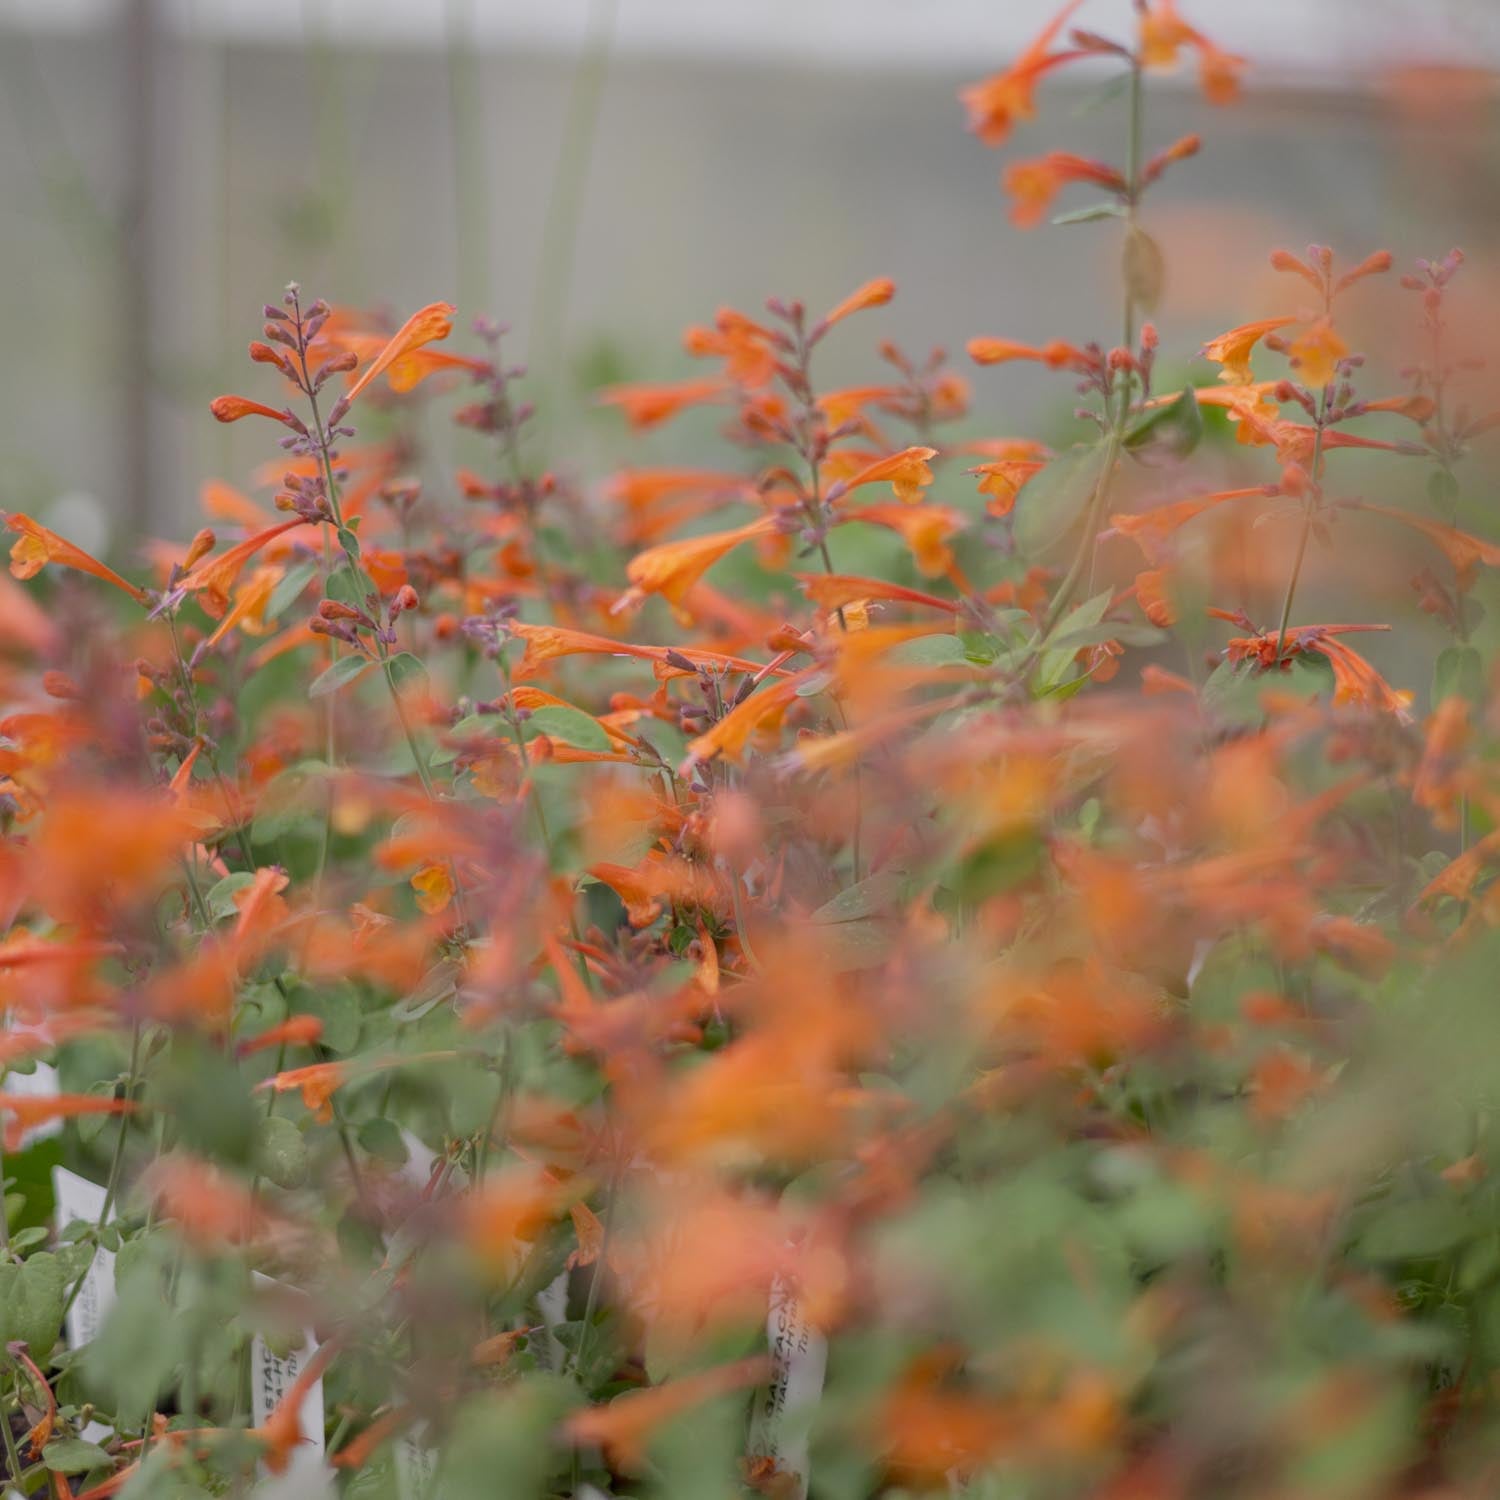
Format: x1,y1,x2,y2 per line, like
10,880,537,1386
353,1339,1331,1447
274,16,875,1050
0,1363,23,1492
1040,426,1124,639
1272,393,1329,662
1036,58,1144,649
61,1021,142,1323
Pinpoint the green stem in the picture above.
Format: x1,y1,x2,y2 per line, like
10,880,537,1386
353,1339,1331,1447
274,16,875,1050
61,1021,143,1324
0,1362,22,1491
1272,394,1329,662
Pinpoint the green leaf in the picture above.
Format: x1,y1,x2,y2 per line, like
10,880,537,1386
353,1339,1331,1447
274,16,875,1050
386,651,429,695
336,525,361,560
1434,645,1483,707
432,712,501,767
42,1438,112,1475
288,979,361,1053
308,654,374,698
11,1251,64,1358
357,1117,409,1167
1358,1198,1473,1261
248,761,331,845
1036,589,1112,689
1014,443,1111,561
325,564,364,607
204,872,256,924
811,870,907,924
1201,655,1332,726
1125,384,1204,461
885,634,971,669
255,1115,309,1190
1051,202,1126,226
154,1041,255,1167
264,560,318,622
524,705,611,753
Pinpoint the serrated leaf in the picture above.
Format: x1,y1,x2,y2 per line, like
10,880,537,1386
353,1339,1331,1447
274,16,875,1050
308,654,374,699
525,705,611,753
1014,443,1111,560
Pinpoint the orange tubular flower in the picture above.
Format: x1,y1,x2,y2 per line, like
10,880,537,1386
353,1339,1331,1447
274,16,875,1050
343,301,457,407
1135,568,1175,627
1287,318,1349,388
846,503,964,578
1140,0,1246,105
1002,153,1126,229
1201,317,1296,384
598,377,728,431
0,1093,136,1152
262,1061,348,1123
236,1015,325,1058
1314,637,1414,722
6,514,150,605
818,276,896,331
410,861,455,915
833,445,939,505
968,337,1091,372
684,674,811,768
623,517,777,606
795,573,959,615
969,459,1047,516
203,565,281,649
1110,487,1273,559
683,308,777,388
175,519,309,619
1347,502,1500,590
959,0,1087,147
209,395,292,425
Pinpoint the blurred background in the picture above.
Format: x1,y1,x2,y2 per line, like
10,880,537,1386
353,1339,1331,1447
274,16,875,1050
4,0,1500,547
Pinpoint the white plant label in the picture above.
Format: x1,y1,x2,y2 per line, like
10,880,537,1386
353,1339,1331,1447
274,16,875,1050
395,1427,438,1500
747,1276,828,1500
533,1266,571,1373
52,1166,115,1349
7,1061,61,1145
251,1273,325,1483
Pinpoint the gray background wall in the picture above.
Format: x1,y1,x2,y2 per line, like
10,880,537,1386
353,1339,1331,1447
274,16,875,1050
4,2,1499,550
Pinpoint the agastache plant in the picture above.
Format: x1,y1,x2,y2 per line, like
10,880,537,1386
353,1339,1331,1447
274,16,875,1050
0,5,1499,1499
